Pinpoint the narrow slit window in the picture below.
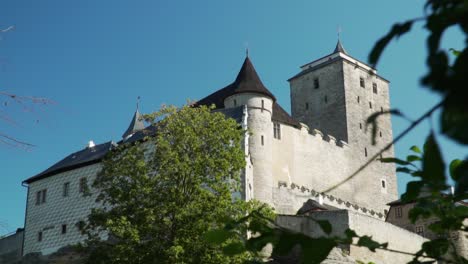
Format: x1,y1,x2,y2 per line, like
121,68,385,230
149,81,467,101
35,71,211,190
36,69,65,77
381,107,384,113
273,123,281,140
261,100,264,112
357,96,360,103
396,207,403,218
233,99,237,106
36,191,41,205
373,83,378,94
360,77,365,88
38,232,43,242
359,123,362,130
364,147,368,157
369,102,372,109
324,95,328,103
62,224,67,234
314,78,319,89
381,180,386,188
305,102,309,110
63,182,70,197
261,135,264,146
379,131,382,137
79,178,87,193
41,189,47,204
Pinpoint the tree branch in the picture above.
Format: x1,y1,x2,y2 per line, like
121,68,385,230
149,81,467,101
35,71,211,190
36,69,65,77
322,99,445,193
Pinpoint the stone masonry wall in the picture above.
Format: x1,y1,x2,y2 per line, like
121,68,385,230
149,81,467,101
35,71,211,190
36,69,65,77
277,210,428,264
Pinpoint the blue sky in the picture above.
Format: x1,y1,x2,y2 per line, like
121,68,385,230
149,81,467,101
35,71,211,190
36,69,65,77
0,0,465,235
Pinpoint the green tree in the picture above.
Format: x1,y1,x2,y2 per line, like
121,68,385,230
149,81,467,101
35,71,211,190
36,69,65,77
79,104,265,264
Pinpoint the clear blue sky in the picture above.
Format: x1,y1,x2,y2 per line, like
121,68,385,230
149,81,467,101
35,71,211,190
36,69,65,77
0,0,465,235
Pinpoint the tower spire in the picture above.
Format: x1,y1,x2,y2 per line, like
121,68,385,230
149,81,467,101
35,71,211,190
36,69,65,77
122,99,145,139
334,26,347,54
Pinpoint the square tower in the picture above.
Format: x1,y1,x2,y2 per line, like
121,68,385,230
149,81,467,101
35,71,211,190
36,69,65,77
288,41,398,210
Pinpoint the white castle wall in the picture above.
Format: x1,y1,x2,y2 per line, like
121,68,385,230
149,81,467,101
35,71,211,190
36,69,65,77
23,163,101,255
277,211,428,264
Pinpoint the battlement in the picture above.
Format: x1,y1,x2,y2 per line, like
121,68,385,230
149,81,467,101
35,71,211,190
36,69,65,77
276,181,386,220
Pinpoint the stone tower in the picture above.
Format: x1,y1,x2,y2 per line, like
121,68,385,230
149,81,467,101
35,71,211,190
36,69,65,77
288,41,398,210
223,56,275,204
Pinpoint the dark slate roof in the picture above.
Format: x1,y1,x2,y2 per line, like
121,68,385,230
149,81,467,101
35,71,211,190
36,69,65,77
196,57,300,128
333,39,347,54
122,109,145,139
297,199,337,215
213,106,245,123
23,141,115,184
24,106,249,184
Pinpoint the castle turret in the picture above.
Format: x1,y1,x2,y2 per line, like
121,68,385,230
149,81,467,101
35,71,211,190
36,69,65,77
221,56,276,205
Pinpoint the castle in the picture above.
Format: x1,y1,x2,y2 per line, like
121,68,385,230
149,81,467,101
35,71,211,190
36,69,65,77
14,41,438,263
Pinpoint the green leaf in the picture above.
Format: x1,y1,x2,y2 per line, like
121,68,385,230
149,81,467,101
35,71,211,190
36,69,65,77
401,181,424,202
410,145,422,153
406,155,421,162
369,21,413,66
449,159,463,180
222,241,246,256
422,133,446,190
449,48,461,57
380,157,411,165
301,237,337,264
421,239,450,258
203,229,233,245
396,167,414,174
357,236,387,252
441,104,468,145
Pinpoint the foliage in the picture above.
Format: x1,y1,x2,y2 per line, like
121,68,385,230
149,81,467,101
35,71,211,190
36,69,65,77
79,104,265,264
381,140,468,263
210,0,468,263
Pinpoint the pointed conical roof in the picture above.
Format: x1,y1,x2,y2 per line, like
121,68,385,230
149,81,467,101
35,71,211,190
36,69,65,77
333,40,347,54
226,57,276,101
122,109,145,139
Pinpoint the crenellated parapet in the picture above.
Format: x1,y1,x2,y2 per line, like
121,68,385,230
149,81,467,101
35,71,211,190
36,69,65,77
276,181,386,220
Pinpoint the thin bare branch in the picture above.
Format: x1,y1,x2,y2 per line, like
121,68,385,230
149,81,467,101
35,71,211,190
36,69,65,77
321,99,445,193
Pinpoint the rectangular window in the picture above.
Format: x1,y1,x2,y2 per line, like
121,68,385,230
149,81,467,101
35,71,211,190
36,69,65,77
373,83,378,94
357,96,360,103
314,78,319,89
41,189,47,204
79,178,87,193
369,102,372,109
261,100,264,112
261,135,264,146
273,123,281,140
36,191,41,205
63,182,70,197
360,77,365,88
415,226,424,236
381,180,386,188
395,207,403,218
62,224,67,234
38,231,43,242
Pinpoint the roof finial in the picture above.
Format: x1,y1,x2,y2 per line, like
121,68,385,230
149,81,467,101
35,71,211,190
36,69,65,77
337,25,342,41
244,41,249,58
136,96,141,111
